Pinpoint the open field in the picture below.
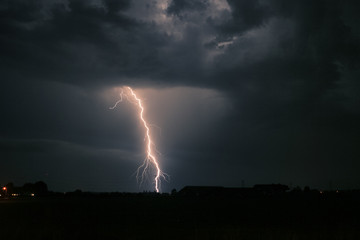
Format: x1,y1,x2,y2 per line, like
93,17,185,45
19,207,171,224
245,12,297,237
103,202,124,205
0,194,359,240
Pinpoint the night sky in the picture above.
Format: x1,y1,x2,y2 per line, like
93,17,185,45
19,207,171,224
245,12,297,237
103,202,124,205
1,0,360,193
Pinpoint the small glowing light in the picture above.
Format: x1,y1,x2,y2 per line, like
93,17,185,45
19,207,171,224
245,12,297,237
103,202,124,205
320,191,323,194
11,193,19,197
2,187,6,191
31,193,35,197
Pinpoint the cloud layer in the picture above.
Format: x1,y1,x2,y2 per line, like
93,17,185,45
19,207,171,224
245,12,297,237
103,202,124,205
1,0,360,191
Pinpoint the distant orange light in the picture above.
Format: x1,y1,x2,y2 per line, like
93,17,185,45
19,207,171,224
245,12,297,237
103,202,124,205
2,187,6,191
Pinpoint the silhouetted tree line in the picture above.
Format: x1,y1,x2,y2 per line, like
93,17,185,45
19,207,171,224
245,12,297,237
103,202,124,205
2,181,359,199
174,184,346,198
1,181,48,197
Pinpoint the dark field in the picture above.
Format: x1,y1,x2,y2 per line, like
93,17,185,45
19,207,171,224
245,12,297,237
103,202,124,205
0,194,359,240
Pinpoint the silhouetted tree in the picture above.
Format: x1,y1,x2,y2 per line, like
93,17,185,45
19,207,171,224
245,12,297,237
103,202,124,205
34,181,48,194
291,186,302,194
5,182,14,194
74,189,82,195
23,183,34,193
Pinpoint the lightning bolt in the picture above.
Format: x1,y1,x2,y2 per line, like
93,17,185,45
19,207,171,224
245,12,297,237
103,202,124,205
110,86,167,193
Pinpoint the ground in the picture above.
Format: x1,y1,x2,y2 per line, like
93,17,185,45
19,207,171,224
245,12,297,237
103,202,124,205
0,193,359,240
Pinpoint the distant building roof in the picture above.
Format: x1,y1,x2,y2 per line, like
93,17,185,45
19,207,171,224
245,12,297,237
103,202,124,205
178,184,290,197
178,186,224,196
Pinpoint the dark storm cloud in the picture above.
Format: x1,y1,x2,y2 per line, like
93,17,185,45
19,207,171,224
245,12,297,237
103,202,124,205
0,0,164,84
1,0,359,88
1,0,360,191
209,0,360,187
209,0,360,127
167,0,209,16
214,0,271,35
168,0,360,189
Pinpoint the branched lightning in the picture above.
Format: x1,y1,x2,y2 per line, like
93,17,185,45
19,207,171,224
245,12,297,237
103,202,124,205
109,89,124,110
110,86,167,192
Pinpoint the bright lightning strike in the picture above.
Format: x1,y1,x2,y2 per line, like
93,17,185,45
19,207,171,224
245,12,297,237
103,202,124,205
110,86,167,193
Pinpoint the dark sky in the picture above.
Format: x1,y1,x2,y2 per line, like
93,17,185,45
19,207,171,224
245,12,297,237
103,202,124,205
1,0,360,192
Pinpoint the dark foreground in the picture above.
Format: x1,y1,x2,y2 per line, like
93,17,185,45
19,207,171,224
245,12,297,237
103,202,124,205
0,193,359,240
